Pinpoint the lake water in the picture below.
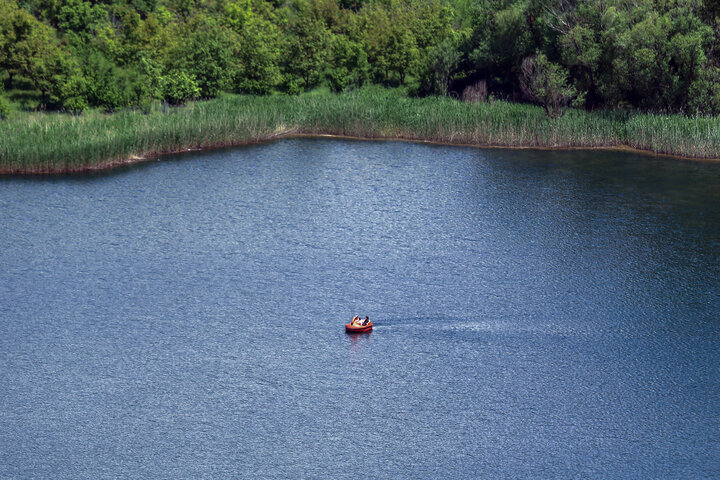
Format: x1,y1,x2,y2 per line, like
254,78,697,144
1,138,719,478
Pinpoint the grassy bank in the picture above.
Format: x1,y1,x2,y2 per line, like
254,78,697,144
1,87,719,173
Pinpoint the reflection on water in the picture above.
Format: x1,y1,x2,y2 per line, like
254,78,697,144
346,331,373,354
1,139,719,478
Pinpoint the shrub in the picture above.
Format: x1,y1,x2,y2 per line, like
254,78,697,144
161,71,201,105
58,72,90,114
520,53,582,118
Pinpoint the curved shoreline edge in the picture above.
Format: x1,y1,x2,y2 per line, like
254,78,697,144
2,131,719,176
3,90,720,175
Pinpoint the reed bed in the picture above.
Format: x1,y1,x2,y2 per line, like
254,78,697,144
1,87,718,174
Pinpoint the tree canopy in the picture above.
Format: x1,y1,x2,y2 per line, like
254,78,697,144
2,0,720,115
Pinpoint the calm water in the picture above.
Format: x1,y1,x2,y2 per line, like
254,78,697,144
1,139,719,478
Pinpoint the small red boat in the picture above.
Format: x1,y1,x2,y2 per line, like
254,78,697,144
345,321,373,333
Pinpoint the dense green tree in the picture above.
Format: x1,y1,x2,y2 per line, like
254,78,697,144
325,33,368,91
56,0,106,39
411,0,454,51
4,6,68,103
3,0,720,116
520,52,580,118
482,0,536,95
176,18,237,97
417,36,461,96
361,1,419,84
224,0,281,94
558,23,601,108
280,0,331,91
161,69,200,103
0,1,38,90
86,53,150,110
550,0,717,112
57,68,90,112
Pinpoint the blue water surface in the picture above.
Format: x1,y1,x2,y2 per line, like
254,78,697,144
1,139,719,478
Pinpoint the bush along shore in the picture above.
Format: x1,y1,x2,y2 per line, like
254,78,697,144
2,87,720,174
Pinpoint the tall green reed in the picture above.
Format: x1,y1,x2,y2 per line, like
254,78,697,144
1,87,718,173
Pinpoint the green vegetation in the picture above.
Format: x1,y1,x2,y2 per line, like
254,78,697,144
2,87,719,173
2,0,720,113
2,0,720,171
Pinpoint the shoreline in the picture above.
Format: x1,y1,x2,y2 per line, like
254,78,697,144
3,89,720,175
2,131,718,176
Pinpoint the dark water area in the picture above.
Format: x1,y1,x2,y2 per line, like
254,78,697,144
1,139,719,478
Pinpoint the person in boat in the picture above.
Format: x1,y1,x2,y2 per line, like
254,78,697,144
352,316,360,325
362,316,370,326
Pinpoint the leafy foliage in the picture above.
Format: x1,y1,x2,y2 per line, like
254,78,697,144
418,36,461,96
161,70,200,104
325,34,368,91
520,53,581,118
2,0,720,117
280,0,331,91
